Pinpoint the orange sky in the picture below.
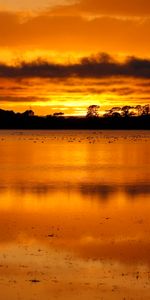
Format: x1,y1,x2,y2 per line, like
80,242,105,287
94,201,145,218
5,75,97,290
0,0,150,115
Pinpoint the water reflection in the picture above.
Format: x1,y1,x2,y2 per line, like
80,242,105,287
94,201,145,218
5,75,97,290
0,130,150,299
0,181,150,200
0,182,150,264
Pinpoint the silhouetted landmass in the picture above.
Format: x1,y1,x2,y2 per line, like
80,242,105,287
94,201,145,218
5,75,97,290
0,108,149,130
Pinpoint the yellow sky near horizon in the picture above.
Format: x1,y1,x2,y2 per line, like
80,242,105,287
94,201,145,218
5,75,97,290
0,0,150,115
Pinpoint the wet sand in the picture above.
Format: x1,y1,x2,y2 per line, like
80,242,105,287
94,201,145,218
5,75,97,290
0,130,150,300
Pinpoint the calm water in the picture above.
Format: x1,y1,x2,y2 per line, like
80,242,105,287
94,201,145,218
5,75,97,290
0,130,150,300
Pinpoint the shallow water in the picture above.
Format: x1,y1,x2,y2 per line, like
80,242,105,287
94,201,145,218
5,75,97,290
0,130,150,300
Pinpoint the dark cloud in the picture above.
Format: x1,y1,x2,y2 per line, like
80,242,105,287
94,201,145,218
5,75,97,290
1,54,150,80
0,95,46,102
109,87,135,96
0,86,25,91
136,81,150,87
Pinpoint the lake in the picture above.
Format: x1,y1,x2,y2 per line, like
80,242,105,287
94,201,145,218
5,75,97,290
0,130,150,300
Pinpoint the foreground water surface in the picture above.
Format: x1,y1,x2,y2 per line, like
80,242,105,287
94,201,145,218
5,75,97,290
0,130,150,300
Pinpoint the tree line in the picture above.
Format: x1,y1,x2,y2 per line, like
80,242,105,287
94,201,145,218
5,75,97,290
0,104,149,129
86,104,150,118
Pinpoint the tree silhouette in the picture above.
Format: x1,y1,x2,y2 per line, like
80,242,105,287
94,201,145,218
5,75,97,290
121,106,132,117
135,105,142,116
103,107,121,117
86,105,100,118
53,112,64,117
142,104,150,115
22,110,34,117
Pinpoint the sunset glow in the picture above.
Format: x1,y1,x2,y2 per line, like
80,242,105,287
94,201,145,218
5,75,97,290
0,0,150,114
0,4,150,299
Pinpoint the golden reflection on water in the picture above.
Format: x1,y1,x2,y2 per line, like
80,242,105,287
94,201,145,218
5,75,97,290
0,130,150,300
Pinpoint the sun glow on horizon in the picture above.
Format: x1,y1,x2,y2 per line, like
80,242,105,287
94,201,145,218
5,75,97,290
0,0,150,115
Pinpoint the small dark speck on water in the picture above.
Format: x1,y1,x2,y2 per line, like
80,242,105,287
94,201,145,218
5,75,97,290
29,279,40,283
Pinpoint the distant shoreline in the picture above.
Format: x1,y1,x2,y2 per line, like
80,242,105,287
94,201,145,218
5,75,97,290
0,108,150,130
0,128,150,131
